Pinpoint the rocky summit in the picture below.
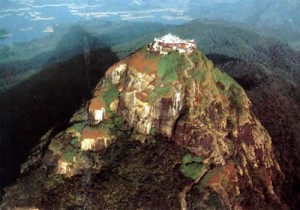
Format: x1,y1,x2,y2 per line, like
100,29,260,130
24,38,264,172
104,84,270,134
1,43,286,209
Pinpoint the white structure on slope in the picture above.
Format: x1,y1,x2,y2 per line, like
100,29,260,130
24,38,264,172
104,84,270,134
148,33,196,55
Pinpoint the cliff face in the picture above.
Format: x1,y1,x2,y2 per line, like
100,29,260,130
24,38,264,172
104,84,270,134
2,47,286,209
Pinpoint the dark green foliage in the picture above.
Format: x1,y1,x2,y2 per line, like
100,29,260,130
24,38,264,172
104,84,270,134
181,163,205,180
63,151,75,162
0,47,118,193
182,153,193,164
181,153,204,180
71,122,85,133
194,156,202,163
226,116,235,130
102,83,119,109
70,138,78,146
44,174,64,190
149,127,157,135
197,168,220,192
107,115,126,137
0,69,40,93
228,86,244,116
2,135,190,209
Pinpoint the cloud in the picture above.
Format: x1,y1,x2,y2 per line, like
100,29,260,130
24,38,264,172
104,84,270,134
0,8,30,13
72,12,109,18
120,13,154,20
0,33,12,38
133,0,144,6
28,11,42,17
0,14,12,19
43,26,54,33
30,16,55,21
68,4,103,10
121,15,154,20
20,27,33,31
70,8,185,20
163,15,192,21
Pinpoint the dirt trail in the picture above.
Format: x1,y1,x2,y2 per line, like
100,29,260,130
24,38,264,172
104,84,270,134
183,51,195,78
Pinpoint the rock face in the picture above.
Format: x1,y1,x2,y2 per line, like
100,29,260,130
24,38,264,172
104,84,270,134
1,47,286,209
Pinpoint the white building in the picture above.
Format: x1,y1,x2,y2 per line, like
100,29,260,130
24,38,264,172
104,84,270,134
148,33,196,55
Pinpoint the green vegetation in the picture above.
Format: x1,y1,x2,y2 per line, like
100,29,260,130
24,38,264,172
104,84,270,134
145,51,156,60
44,174,64,190
193,68,206,82
182,153,193,164
149,86,171,102
190,50,206,64
94,114,126,137
149,138,156,144
212,68,240,91
226,116,235,129
229,87,244,116
158,52,187,82
181,153,204,180
181,163,205,180
150,127,157,135
0,68,40,93
110,115,126,137
194,156,202,163
197,167,223,193
63,151,75,162
102,82,119,109
71,122,85,133
70,138,78,146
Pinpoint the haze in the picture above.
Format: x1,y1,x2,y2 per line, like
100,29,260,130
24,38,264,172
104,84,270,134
1,0,300,44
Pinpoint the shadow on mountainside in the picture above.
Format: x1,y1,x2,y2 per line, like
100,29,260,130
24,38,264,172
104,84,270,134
208,54,300,208
0,26,118,199
0,24,108,91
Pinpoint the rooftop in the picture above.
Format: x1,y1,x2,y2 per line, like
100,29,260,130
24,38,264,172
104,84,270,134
154,33,186,44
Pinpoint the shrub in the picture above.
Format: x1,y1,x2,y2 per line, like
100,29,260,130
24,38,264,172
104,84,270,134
181,163,205,180
63,151,75,162
182,154,193,164
70,138,78,146
71,122,85,133
181,153,204,180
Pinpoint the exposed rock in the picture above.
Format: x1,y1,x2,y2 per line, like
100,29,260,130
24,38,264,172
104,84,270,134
1,47,286,209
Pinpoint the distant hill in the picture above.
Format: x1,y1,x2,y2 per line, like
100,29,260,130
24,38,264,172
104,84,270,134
0,21,168,92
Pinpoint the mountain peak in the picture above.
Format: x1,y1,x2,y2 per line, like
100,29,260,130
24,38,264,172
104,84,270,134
1,42,286,209
85,45,283,207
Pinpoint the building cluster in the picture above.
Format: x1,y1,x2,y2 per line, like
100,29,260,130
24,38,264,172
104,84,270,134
148,33,196,55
